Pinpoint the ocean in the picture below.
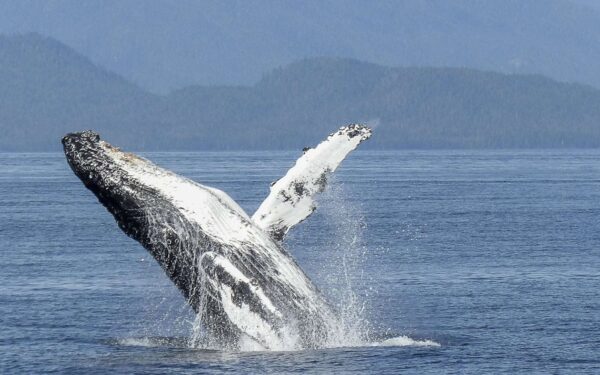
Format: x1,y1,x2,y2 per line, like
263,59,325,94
1,150,599,374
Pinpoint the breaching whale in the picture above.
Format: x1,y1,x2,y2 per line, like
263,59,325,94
62,124,371,350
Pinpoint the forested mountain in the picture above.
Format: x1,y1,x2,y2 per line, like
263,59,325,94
2,34,600,151
0,33,159,150
2,0,600,93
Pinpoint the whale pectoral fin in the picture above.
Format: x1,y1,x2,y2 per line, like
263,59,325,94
251,124,372,241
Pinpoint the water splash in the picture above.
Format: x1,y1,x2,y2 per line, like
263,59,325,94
311,178,372,347
371,336,441,347
133,179,438,351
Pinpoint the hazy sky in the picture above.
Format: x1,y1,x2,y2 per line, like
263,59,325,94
1,0,599,93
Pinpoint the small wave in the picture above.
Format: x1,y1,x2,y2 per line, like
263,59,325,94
115,336,189,348
371,335,441,348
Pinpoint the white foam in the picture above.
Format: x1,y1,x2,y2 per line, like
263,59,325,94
371,336,441,348
116,337,172,347
116,335,440,351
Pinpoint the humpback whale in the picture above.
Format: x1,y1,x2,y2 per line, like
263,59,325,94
62,124,371,350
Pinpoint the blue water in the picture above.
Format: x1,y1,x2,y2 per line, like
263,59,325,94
1,150,599,373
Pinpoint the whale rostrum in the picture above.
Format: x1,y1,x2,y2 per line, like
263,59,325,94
62,124,372,350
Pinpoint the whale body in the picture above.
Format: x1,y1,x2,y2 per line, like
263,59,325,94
62,124,371,350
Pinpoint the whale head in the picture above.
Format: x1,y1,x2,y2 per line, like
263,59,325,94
62,131,218,308
62,130,178,239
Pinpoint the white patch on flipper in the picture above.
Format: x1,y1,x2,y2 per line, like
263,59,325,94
252,124,371,240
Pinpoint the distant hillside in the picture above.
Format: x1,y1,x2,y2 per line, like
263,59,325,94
2,0,600,92
2,35,600,151
0,33,159,150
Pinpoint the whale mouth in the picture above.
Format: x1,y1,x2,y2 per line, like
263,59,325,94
62,130,111,188
62,130,101,164
62,130,100,146
62,131,146,185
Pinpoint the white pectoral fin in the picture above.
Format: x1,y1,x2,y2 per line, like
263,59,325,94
251,124,372,241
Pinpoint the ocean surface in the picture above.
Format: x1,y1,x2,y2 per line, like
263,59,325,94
1,150,599,374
